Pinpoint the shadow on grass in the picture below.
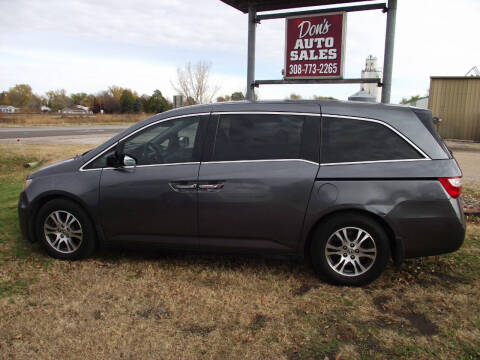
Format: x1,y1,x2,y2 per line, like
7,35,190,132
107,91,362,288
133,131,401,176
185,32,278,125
94,243,314,275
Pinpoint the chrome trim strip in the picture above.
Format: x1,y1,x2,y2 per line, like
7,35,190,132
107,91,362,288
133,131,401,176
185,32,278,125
321,113,431,160
321,158,430,166
202,159,319,165
79,113,210,171
81,162,201,172
212,111,321,117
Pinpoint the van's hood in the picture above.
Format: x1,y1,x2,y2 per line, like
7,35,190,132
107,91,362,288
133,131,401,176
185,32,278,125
28,156,84,179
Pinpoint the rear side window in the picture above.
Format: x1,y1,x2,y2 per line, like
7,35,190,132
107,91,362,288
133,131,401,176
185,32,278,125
212,114,305,161
322,117,424,164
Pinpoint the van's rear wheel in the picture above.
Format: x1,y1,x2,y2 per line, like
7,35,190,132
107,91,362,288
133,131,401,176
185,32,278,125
310,213,390,286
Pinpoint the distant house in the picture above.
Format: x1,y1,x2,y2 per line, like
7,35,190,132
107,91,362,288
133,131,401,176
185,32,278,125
61,105,91,114
0,105,20,113
405,96,429,109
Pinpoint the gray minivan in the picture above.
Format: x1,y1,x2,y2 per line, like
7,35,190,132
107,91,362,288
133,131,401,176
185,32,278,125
18,100,465,285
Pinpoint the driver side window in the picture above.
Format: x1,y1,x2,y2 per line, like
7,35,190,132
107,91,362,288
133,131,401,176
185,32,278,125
122,116,200,166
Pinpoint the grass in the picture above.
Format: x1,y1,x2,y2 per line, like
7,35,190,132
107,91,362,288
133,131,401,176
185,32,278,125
464,185,480,200
0,113,151,126
0,144,479,359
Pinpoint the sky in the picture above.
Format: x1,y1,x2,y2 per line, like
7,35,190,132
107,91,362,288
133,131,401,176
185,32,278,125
0,0,479,103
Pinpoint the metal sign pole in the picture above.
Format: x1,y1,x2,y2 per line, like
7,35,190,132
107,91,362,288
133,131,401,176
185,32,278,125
246,6,256,101
381,0,397,104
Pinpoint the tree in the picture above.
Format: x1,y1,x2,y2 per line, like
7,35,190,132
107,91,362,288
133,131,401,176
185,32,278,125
230,91,246,101
108,86,125,101
171,61,219,104
139,94,151,112
0,91,9,105
147,90,171,113
216,95,230,102
25,94,42,112
8,84,33,107
133,97,143,113
400,95,422,105
46,89,71,111
288,93,302,100
70,93,94,108
71,92,87,105
120,89,135,113
92,97,103,114
103,94,121,113
313,95,336,100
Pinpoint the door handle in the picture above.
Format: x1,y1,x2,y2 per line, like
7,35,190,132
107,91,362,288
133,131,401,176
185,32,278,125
169,183,197,191
173,184,197,189
198,183,224,190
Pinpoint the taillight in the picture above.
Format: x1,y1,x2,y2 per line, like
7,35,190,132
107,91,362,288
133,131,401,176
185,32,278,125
438,177,462,198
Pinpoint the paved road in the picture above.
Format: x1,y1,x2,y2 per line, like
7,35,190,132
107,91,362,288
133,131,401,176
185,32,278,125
446,140,480,187
0,125,128,145
0,125,128,139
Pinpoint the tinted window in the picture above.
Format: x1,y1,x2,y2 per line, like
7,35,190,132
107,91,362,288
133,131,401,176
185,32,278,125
212,114,304,161
86,116,200,168
322,118,423,163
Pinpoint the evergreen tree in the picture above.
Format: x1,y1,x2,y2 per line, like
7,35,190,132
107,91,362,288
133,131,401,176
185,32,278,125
120,89,135,113
133,97,143,113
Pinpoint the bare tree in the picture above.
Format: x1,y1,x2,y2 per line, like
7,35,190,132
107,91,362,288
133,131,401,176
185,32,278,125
171,61,219,104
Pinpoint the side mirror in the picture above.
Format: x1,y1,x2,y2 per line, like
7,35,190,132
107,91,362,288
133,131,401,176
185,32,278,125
123,155,136,167
106,152,136,168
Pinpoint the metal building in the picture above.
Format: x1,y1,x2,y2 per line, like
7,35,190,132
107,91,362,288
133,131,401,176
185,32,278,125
429,76,480,141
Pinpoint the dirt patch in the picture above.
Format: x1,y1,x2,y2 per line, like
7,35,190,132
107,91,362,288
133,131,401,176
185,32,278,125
395,311,438,336
136,305,170,320
249,313,268,331
430,271,470,285
372,295,391,310
292,283,318,296
183,324,216,336
93,310,103,320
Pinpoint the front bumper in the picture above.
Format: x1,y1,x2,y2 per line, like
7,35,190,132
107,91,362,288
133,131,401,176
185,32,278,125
18,191,35,243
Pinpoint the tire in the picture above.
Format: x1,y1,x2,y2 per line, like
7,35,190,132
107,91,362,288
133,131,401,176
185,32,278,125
36,198,96,260
310,213,390,286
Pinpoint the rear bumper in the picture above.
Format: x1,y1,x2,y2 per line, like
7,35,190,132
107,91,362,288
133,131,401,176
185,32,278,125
387,197,465,258
18,191,35,243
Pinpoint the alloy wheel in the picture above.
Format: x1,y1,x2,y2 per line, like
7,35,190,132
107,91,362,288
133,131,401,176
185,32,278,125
43,210,83,254
324,226,377,277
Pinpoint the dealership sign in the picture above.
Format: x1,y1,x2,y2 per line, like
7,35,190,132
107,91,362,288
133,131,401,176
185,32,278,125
285,12,346,79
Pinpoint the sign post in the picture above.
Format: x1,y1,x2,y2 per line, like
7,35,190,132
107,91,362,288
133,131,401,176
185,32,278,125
285,13,346,80
221,1,393,102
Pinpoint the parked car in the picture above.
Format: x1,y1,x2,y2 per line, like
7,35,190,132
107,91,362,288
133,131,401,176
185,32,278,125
18,100,465,285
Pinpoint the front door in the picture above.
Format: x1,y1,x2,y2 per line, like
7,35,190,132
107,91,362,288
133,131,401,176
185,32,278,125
197,113,320,252
98,114,207,244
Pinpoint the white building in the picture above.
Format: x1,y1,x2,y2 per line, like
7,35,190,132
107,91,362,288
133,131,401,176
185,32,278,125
0,105,20,113
406,96,429,109
61,104,91,114
360,55,383,102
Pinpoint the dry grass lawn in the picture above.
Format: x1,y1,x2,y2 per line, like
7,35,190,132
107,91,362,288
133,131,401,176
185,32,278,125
0,144,479,359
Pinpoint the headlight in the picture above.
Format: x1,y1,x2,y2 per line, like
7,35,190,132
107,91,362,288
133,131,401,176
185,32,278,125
23,179,32,190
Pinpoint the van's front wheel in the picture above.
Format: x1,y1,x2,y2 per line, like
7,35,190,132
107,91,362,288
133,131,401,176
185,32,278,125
311,213,390,286
36,199,96,260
